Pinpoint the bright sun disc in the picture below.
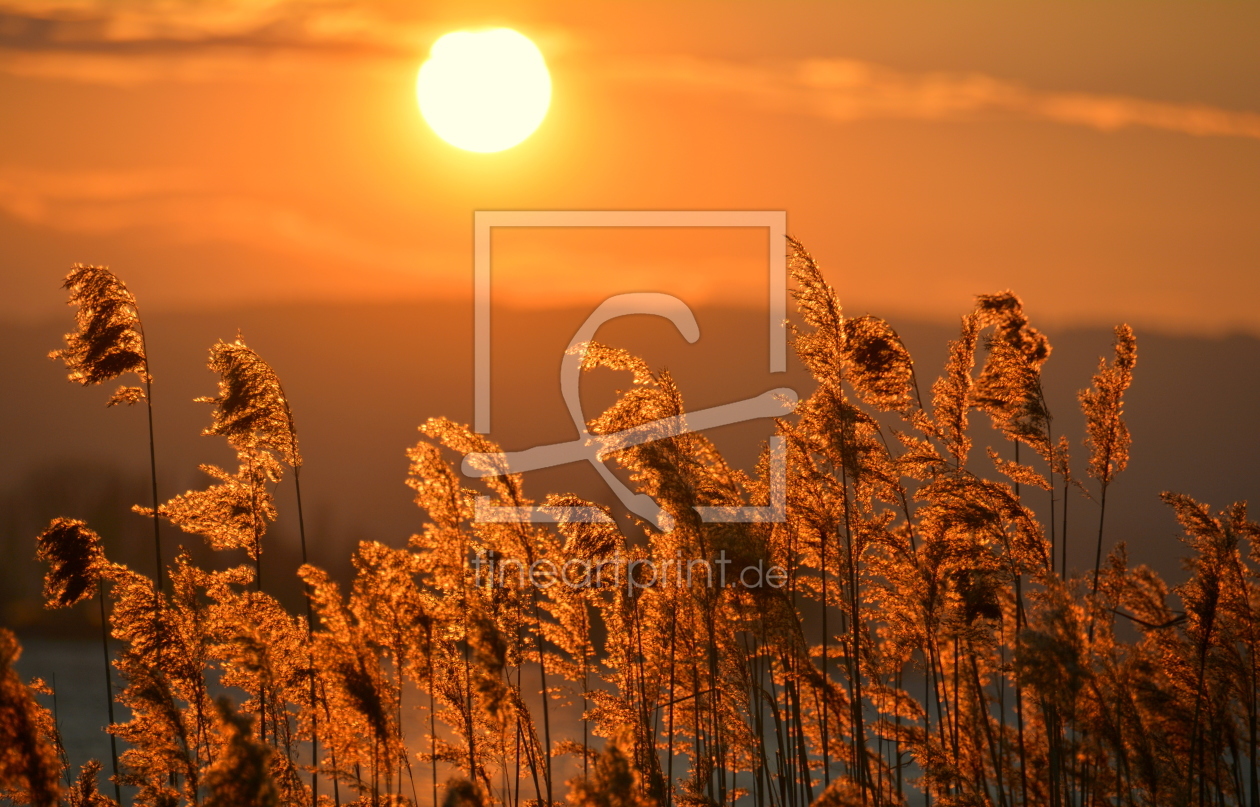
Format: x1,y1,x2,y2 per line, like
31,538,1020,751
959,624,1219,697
416,28,551,153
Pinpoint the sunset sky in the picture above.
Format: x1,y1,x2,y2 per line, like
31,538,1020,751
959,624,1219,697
2,1,1258,334
6,5,1260,792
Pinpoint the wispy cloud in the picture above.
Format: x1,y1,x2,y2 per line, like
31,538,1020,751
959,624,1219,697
0,165,436,281
0,46,381,85
608,55,1260,141
0,0,421,51
0,1,578,84
0,0,435,84
2,2,1255,140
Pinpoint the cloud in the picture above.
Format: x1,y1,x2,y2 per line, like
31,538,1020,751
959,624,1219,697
608,55,1260,141
0,0,435,84
2,3,1255,140
0,165,438,283
0,46,379,85
0,0,416,49
0,1,577,85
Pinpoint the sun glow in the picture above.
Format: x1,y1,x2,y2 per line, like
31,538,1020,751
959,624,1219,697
416,28,551,153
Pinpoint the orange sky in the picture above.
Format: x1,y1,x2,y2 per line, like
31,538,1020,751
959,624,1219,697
2,1,1258,334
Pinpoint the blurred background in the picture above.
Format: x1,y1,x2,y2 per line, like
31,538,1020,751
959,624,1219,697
1,0,1257,645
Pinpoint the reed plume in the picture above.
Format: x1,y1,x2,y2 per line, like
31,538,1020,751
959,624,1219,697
566,731,658,807
49,265,148,394
50,265,166,594
198,338,300,467
441,778,486,807
203,697,279,807
36,518,106,609
65,760,117,807
140,451,280,560
0,630,62,807
35,518,123,801
1080,325,1136,491
1082,324,1137,639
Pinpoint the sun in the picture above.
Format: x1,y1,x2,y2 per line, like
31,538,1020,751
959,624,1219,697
416,28,551,153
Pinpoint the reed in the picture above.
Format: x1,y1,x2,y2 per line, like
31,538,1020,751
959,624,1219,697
7,250,1259,807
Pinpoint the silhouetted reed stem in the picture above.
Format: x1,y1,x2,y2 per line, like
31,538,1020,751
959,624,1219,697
820,523,830,789
531,594,553,806
427,625,436,807
462,621,475,782
1088,491,1110,642
762,651,789,807
1187,595,1219,806
788,665,813,805
1059,475,1070,578
665,609,677,807
583,605,592,781
705,617,724,806
1251,646,1258,807
140,371,164,594
97,587,121,803
139,334,167,693
293,464,319,807
521,702,544,807
510,697,522,806
971,655,1006,807
838,424,870,799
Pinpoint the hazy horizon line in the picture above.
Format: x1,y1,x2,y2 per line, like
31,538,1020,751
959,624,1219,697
5,293,1259,341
